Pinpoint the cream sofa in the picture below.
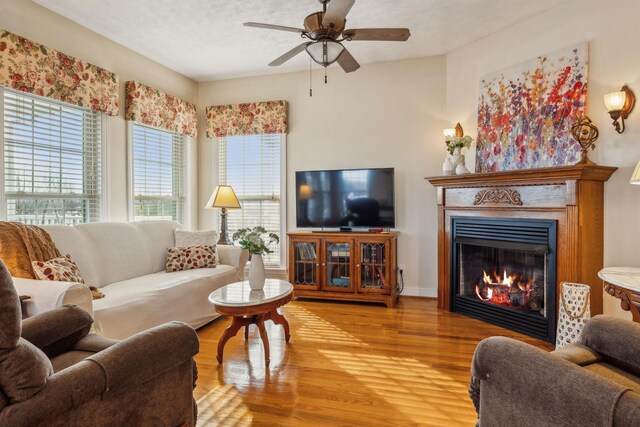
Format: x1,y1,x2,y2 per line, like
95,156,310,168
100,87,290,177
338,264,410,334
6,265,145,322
12,220,249,339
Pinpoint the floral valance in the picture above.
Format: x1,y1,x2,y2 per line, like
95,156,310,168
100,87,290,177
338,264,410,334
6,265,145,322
206,100,288,138
125,81,197,138
0,29,119,115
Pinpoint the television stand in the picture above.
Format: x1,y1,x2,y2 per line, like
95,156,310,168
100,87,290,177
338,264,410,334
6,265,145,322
287,231,398,308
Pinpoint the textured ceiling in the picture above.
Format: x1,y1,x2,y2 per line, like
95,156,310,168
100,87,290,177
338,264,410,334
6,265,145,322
33,0,569,82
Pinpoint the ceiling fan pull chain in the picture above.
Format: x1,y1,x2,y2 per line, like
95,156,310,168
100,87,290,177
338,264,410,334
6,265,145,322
325,67,328,84
309,57,313,97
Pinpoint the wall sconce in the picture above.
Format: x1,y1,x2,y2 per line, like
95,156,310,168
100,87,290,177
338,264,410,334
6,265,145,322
443,123,464,140
604,85,635,133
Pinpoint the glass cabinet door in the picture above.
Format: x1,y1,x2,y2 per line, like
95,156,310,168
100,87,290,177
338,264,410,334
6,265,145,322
291,239,320,289
358,241,389,293
323,240,354,292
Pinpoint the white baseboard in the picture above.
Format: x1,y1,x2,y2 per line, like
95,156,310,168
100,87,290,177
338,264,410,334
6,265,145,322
400,287,438,298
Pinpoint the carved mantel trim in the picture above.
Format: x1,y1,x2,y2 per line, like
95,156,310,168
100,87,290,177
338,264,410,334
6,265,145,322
473,188,523,206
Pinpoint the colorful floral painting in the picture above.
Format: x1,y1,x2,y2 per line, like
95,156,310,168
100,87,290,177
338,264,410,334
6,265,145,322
125,81,198,138
476,43,588,172
206,101,288,138
0,29,119,115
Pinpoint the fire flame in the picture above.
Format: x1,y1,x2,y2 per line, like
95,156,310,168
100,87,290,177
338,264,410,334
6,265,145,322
475,286,493,301
475,269,536,307
482,269,517,287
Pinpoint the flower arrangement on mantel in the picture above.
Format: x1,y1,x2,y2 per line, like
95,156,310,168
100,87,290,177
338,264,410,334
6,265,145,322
232,226,279,255
445,135,474,155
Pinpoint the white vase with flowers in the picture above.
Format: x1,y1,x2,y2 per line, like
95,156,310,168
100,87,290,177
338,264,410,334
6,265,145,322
232,226,279,290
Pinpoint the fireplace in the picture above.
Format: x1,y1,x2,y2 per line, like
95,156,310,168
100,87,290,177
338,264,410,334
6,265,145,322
451,217,557,342
427,165,616,344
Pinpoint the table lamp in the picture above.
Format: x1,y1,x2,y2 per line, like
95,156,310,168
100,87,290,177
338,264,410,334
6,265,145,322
205,185,241,245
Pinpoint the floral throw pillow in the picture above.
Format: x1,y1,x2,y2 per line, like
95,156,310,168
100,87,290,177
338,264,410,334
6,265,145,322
32,254,85,283
166,245,218,272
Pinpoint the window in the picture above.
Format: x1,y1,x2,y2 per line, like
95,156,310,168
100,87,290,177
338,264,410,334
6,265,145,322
1,88,103,225
218,134,285,268
130,123,186,224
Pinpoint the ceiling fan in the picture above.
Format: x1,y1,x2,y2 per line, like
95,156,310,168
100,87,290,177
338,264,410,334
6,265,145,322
244,0,411,74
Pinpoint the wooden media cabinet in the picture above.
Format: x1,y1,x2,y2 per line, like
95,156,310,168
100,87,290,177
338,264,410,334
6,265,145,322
288,231,398,307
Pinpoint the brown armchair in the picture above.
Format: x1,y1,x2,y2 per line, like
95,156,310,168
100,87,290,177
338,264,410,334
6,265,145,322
0,260,199,427
470,315,640,426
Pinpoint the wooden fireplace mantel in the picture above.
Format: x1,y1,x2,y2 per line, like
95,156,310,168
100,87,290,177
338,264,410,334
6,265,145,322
425,164,617,314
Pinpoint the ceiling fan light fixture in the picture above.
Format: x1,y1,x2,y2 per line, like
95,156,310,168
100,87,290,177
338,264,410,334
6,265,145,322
306,39,344,67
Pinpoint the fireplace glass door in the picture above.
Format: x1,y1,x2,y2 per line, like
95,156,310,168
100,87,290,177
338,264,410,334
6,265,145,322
459,244,547,319
451,216,557,342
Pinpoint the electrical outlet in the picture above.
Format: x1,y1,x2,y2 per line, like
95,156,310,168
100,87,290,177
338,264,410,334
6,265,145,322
398,264,405,273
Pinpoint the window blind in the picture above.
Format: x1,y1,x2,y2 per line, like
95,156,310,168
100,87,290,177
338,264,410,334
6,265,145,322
132,123,186,224
218,134,284,268
2,88,102,225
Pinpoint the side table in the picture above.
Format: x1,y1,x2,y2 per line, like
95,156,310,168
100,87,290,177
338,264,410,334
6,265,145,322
209,279,293,366
598,267,640,322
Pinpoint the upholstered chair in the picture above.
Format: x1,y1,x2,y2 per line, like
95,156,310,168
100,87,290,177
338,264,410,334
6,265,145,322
0,260,200,427
469,315,640,426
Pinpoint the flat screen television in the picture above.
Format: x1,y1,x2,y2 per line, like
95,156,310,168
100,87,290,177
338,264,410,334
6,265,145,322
295,168,395,229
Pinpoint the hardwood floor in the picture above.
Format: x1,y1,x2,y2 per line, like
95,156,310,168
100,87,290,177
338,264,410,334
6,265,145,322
194,297,552,426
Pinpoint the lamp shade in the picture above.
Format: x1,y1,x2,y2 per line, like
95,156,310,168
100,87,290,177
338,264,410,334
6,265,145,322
604,91,627,112
306,40,344,66
630,161,640,185
205,185,241,209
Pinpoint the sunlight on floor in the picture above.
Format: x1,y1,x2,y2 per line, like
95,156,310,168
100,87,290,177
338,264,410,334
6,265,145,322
287,305,368,346
318,349,472,425
196,384,253,426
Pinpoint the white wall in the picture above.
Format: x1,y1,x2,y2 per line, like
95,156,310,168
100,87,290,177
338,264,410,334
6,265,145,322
0,0,199,225
6,0,637,309
198,57,448,295
446,0,640,318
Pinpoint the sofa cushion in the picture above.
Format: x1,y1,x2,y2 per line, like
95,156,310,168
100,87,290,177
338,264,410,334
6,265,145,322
552,343,602,366
579,315,640,378
0,338,53,403
32,254,85,284
45,221,180,288
166,245,218,272
92,265,239,339
50,350,95,373
584,362,640,393
174,229,219,247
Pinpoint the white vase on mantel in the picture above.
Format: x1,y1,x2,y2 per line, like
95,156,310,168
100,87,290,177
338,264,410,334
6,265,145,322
248,253,266,290
456,158,470,175
442,156,454,175
450,147,462,170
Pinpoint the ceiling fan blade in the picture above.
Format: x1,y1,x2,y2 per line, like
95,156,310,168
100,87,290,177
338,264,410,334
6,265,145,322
337,48,360,73
244,22,306,33
343,28,411,41
322,0,355,28
269,43,311,67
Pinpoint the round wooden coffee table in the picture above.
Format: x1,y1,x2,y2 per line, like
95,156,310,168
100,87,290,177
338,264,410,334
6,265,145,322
209,279,293,366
